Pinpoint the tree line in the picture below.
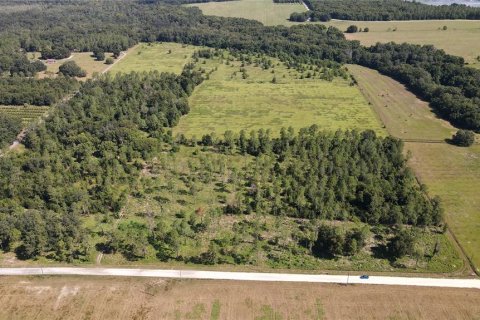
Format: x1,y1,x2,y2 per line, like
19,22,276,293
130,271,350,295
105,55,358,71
0,77,79,106
291,0,480,22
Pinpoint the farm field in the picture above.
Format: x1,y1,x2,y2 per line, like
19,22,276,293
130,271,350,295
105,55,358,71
348,64,480,272
337,20,480,67
346,64,456,141
187,0,306,26
27,52,112,80
0,276,479,320
175,52,385,137
0,105,50,126
109,43,197,75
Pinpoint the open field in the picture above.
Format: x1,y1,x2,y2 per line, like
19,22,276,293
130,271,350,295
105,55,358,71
337,20,480,67
111,42,385,137
0,105,50,126
27,52,112,80
187,0,306,26
346,64,456,140
349,65,480,272
407,143,480,273
109,43,198,75
0,276,479,320
175,53,385,137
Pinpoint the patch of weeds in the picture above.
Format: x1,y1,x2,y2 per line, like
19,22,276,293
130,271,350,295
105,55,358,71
185,303,206,320
255,305,283,320
210,299,221,320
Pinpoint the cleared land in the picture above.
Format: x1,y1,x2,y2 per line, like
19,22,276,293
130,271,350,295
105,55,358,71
27,52,112,80
0,276,479,320
175,54,385,137
346,64,456,140
187,0,306,26
111,43,385,137
349,64,480,273
109,43,197,75
337,20,480,67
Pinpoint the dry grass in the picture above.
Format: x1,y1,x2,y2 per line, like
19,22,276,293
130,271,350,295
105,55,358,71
348,64,480,273
0,276,478,320
27,52,111,80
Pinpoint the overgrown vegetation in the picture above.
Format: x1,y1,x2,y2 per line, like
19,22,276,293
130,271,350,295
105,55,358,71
0,113,22,148
0,0,472,272
0,66,202,261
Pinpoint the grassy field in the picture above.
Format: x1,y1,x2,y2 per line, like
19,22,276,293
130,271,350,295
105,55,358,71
349,65,480,273
27,52,112,80
346,64,456,140
187,0,306,26
110,42,385,137
0,105,50,126
109,43,198,75
337,20,480,67
175,53,385,137
0,276,479,320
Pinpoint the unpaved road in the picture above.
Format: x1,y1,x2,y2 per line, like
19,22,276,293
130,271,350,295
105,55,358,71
0,267,479,289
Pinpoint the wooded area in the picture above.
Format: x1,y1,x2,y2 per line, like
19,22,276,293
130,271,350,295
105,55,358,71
0,0,473,266
293,0,480,22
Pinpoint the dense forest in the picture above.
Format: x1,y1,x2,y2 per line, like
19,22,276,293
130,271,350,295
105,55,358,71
0,114,22,148
291,0,480,22
0,77,79,106
194,127,443,226
0,66,202,260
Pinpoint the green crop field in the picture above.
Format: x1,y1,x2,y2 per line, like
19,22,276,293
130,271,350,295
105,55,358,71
0,105,50,126
349,64,480,272
109,43,198,75
175,53,385,137
187,0,306,26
